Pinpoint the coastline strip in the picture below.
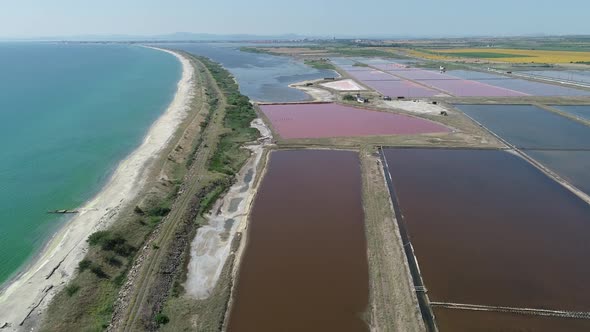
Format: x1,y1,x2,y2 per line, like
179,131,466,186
0,47,194,330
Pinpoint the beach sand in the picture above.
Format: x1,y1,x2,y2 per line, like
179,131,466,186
0,47,194,331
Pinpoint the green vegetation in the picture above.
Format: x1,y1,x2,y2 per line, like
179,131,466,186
90,265,109,279
331,47,403,58
87,231,135,257
77,259,92,272
155,313,170,326
105,255,122,267
304,59,336,70
197,179,230,217
238,46,271,54
65,284,80,297
343,94,356,101
438,51,533,58
156,56,259,331
353,62,369,67
202,57,258,176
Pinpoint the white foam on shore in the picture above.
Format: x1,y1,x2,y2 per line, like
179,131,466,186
0,47,194,331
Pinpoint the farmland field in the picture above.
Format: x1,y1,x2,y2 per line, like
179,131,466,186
439,51,532,58
409,48,590,63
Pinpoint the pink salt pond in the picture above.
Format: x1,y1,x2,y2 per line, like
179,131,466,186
260,103,451,139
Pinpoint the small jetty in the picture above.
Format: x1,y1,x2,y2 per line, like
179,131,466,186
47,209,79,214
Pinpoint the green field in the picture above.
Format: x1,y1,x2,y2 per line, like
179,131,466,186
303,59,336,70
438,51,534,58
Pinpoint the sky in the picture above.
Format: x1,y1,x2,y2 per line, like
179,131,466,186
1,0,589,38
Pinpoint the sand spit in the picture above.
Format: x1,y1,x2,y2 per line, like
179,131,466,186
184,118,272,299
0,48,194,331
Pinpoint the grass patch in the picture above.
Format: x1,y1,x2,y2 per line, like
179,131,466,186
200,59,258,176
155,312,170,326
78,259,92,272
197,179,230,216
438,51,533,58
65,284,80,297
304,59,336,70
87,231,135,257
238,46,271,54
330,47,404,58
343,94,356,101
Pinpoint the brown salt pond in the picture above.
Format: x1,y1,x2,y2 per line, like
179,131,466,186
259,102,450,139
434,308,590,332
383,148,590,313
226,150,369,332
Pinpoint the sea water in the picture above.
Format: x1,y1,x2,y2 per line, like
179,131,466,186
0,43,180,285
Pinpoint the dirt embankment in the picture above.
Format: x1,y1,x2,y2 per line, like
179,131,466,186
360,147,426,332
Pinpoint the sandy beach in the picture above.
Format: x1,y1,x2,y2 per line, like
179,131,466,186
0,47,194,331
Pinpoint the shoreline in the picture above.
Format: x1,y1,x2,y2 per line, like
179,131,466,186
0,47,195,330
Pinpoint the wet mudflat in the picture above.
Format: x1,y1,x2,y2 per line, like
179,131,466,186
227,150,369,332
383,148,590,312
434,308,590,332
455,104,590,149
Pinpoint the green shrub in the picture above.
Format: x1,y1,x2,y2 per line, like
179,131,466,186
90,265,109,279
134,206,144,215
155,313,170,325
88,231,111,246
87,231,135,257
78,259,92,272
106,255,122,267
65,284,80,296
113,271,127,286
147,206,171,217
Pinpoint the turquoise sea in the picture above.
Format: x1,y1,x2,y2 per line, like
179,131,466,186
0,43,181,285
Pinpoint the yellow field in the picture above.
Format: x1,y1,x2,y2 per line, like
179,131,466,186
406,48,590,63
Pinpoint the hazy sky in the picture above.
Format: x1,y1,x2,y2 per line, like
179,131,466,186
1,0,588,38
